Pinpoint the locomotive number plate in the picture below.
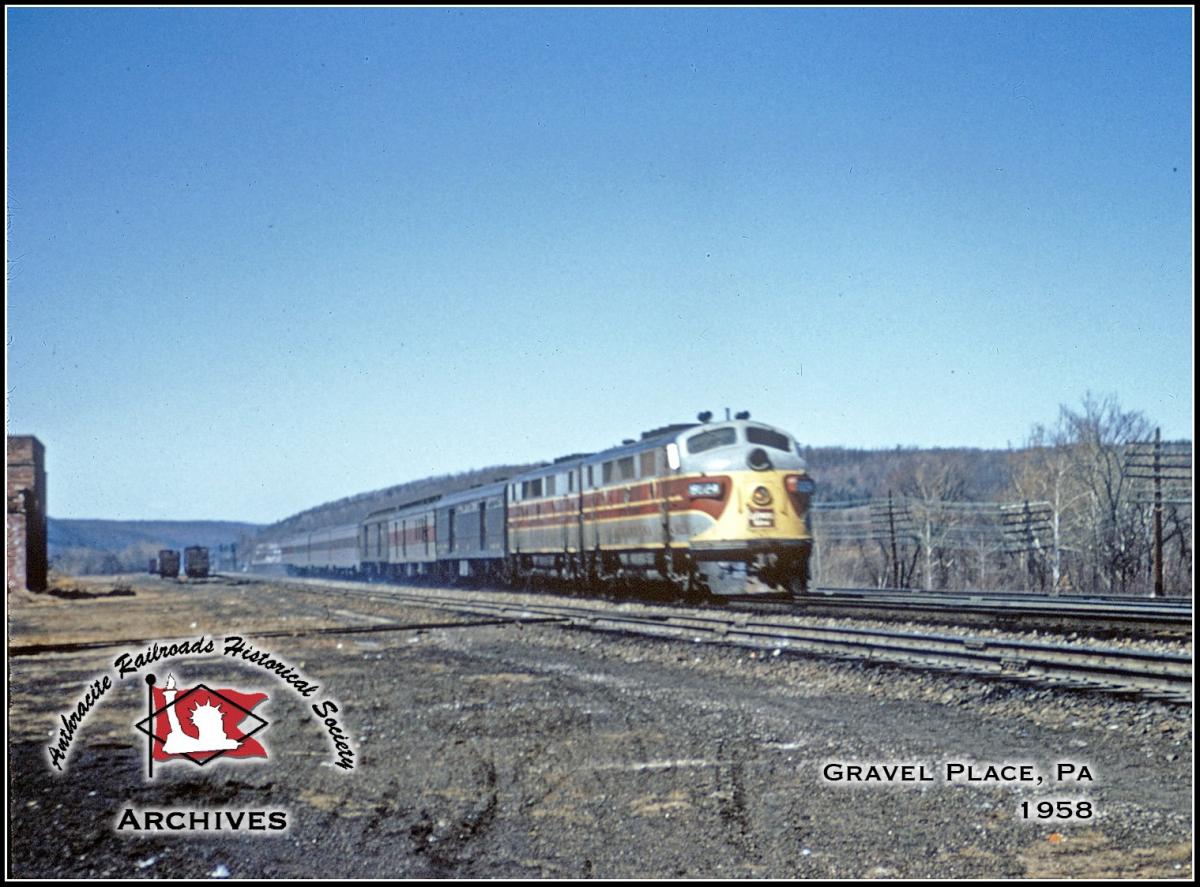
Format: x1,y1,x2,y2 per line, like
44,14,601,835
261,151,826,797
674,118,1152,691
749,510,775,528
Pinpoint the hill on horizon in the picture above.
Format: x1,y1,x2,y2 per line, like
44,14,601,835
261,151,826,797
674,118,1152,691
248,462,546,545
49,518,263,576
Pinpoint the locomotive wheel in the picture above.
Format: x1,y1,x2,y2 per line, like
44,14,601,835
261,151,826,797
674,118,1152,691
788,575,808,598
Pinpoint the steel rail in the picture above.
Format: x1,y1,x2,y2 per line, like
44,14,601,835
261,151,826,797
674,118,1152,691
784,588,1192,630
810,586,1193,609
261,576,1193,705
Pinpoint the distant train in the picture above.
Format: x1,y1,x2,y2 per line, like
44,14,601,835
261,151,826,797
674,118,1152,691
278,417,815,597
184,546,210,579
157,549,181,579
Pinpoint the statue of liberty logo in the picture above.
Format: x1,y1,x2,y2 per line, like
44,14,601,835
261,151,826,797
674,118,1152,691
134,673,269,775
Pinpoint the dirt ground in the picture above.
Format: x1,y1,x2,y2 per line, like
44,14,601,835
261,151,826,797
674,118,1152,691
7,574,1193,878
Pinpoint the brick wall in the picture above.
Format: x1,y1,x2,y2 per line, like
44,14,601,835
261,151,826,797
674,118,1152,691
7,436,47,592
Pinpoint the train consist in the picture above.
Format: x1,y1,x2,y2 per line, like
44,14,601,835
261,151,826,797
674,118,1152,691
278,417,816,596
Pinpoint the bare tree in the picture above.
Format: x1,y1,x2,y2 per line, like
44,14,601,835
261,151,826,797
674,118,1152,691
890,452,972,590
1012,417,1089,593
1058,393,1153,594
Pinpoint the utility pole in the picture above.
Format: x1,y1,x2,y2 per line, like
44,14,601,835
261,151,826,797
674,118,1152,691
1125,428,1192,598
870,492,914,589
888,491,899,588
1001,500,1052,591
1153,429,1163,598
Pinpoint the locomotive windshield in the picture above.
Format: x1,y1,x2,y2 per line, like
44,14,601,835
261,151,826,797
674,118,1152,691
746,427,791,452
686,426,737,454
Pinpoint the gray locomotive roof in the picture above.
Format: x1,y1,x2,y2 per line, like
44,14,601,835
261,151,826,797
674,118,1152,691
509,422,705,483
583,420,791,464
361,419,797,501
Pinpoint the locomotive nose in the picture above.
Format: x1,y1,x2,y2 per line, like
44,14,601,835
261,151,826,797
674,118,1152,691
747,447,772,471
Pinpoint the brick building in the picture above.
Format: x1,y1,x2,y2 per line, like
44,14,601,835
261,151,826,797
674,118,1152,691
7,436,47,592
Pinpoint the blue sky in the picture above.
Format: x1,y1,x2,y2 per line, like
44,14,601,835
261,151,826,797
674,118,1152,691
6,7,1193,522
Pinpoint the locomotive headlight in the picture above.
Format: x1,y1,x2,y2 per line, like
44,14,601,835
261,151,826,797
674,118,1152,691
751,486,773,507
688,481,723,498
786,475,816,494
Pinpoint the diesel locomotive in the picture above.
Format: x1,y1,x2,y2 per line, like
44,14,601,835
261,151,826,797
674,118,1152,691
278,417,815,597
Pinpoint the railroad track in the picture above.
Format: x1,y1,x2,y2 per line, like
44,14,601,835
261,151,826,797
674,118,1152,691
727,587,1193,639
256,576,1193,706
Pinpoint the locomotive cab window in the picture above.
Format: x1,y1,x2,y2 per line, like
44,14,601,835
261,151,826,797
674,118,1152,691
746,427,791,452
687,426,737,454
639,450,657,478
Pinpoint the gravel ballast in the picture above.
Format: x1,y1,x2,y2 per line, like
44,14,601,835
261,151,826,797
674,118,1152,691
8,575,1191,878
